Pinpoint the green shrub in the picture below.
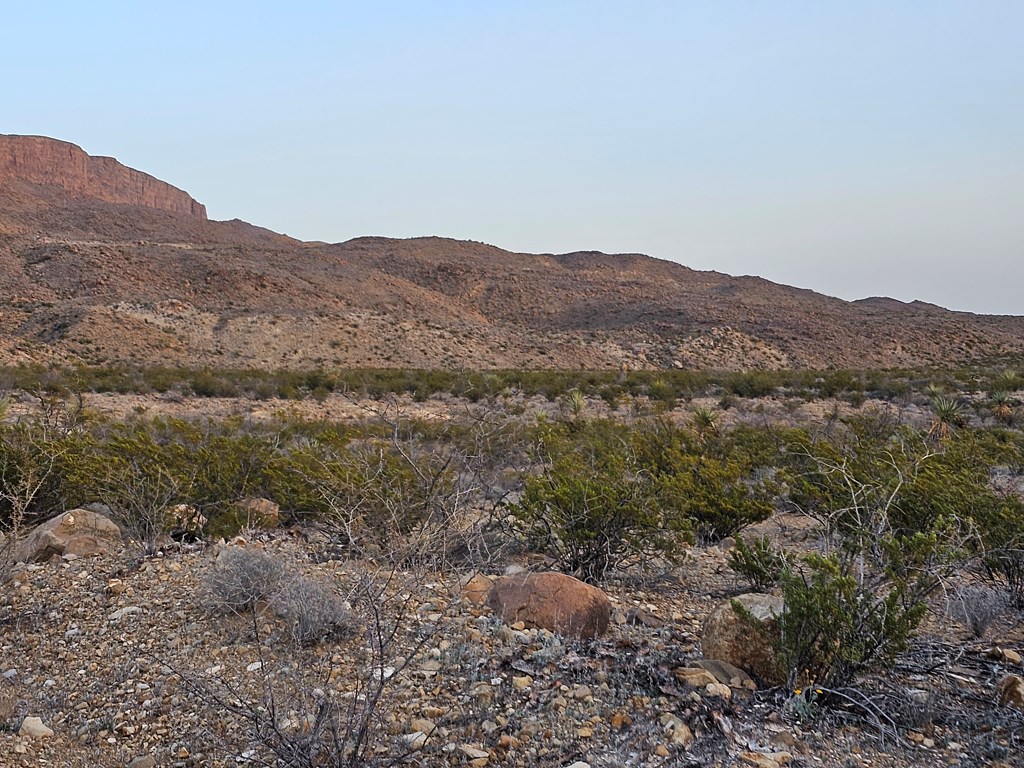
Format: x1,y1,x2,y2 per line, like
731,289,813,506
778,536,936,688
509,420,691,581
728,535,791,591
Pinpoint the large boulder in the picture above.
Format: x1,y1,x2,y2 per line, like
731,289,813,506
487,571,611,638
14,508,123,563
701,593,785,686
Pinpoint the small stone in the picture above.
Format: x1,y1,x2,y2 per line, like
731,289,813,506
997,674,1024,709
459,744,490,765
610,711,632,729
403,732,427,751
512,675,532,690
108,606,142,622
907,731,925,743
655,745,670,757
566,762,592,768
19,716,54,739
674,666,719,687
705,682,732,700
923,738,935,748
246,661,264,672
577,727,593,738
669,723,693,746
128,757,157,768
410,718,436,735
740,751,792,768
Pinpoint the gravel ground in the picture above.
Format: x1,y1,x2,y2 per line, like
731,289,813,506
1,528,1022,768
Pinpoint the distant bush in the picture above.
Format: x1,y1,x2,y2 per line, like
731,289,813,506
509,420,688,581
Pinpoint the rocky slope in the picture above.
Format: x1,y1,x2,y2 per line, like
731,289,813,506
1,134,1023,371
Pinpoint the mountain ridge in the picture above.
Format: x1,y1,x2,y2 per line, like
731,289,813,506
1,134,1021,371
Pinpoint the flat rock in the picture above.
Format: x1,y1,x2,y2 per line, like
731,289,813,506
18,715,54,739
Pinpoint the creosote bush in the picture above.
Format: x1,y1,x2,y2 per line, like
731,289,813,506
777,538,937,688
728,535,792,592
509,418,778,581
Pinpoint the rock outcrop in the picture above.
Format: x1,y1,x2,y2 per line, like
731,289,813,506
487,571,611,638
0,134,206,219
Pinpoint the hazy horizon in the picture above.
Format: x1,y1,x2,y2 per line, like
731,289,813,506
5,2,1022,315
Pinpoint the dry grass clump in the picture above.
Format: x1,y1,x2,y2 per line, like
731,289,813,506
203,546,357,646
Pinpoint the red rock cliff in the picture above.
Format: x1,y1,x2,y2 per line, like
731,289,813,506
0,135,207,220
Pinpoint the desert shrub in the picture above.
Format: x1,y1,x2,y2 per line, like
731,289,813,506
647,378,676,410
271,573,359,646
653,452,776,542
949,584,1008,639
204,547,286,612
509,420,691,582
632,420,778,543
0,397,96,527
728,535,792,591
784,414,1001,542
723,370,780,399
818,370,862,398
777,534,939,688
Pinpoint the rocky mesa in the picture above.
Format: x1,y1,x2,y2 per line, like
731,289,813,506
0,135,206,219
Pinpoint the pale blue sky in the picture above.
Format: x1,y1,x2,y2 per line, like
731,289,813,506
5,2,1022,314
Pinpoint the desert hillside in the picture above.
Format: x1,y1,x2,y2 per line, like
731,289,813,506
1,134,1023,371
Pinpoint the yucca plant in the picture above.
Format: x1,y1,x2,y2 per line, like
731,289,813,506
561,388,587,421
691,406,720,442
993,370,1022,393
928,395,968,441
990,391,1015,426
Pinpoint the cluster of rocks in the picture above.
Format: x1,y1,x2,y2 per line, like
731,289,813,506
1,509,1022,767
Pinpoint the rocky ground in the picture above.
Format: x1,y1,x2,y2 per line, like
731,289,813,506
1,508,1021,768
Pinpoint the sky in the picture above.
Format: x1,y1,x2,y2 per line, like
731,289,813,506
4,1,1023,315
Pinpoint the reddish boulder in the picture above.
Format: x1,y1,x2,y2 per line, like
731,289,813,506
487,571,611,638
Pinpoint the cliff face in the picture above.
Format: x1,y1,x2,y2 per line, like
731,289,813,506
0,135,206,220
